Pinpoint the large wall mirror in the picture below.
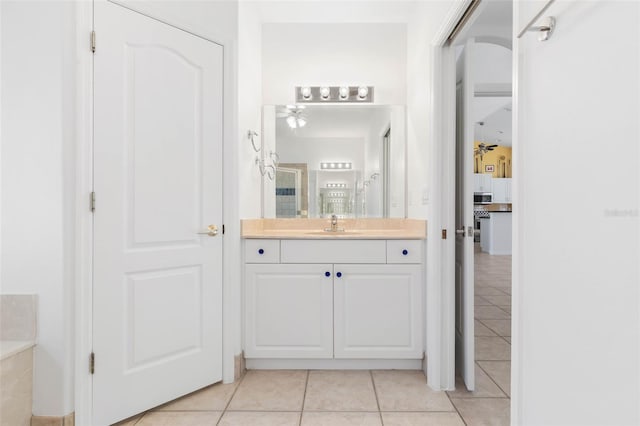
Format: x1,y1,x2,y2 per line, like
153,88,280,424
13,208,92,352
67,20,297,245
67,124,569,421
262,105,406,218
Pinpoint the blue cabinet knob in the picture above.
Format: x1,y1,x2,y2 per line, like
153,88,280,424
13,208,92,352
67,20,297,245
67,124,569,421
258,248,264,255
325,271,331,277
336,272,342,278
402,249,408,255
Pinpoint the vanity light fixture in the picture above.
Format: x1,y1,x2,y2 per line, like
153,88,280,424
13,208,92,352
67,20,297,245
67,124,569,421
319,86,331,100
338,86,350,100
327,183,347,188
357,86,369,100
296,86,373,103
320,162,352,170
300,86,312,100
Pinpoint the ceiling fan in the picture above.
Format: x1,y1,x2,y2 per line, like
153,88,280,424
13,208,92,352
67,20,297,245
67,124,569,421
277,105,307,129
474,122,497,158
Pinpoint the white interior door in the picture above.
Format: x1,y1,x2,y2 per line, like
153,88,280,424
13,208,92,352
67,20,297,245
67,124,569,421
454,38,476,391
93,2,224,424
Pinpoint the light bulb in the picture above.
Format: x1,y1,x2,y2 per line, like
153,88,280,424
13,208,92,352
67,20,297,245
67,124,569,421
301,86,312,99
286,116,297,128
357,86,368,99
320,86,331,100
337,163,343,169
339,86,349,100
297,117,307,127
330,163,336,168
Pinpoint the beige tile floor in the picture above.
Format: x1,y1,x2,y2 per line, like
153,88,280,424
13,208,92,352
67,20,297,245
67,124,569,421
114,244,511,426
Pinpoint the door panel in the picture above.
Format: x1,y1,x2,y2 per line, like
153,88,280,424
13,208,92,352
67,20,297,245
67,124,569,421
334,264,422,359
93,2,224,424
244,264,334,358
455,38,476,391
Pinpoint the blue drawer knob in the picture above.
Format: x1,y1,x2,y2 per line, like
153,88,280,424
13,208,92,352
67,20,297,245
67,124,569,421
325,271,331,277
258,248,264,255
402,249,408,255
336,272,342,278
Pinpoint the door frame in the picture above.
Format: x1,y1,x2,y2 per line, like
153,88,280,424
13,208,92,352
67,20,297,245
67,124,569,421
421,0,475,392
428,0,518,406
73,1,239,424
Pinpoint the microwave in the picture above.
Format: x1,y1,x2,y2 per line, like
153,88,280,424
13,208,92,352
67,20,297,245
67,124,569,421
474,192,493,205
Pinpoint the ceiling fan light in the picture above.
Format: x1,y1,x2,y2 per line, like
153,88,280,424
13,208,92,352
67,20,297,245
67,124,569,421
286,115,298,128
297,117,307,127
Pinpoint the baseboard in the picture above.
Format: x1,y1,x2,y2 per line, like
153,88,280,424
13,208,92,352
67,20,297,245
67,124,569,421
31,412,74,426
234,351,246,381
246,358,422,370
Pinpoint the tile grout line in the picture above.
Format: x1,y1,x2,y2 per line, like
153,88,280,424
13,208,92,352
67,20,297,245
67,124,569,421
215,370,249,426
476,361,510,399
369,370,384,426
299,370,310,426
444,388,469,426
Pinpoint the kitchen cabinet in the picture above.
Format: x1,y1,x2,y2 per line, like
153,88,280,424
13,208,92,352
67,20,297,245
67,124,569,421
491,178,512,203
243,239,423,360
479,213,512,255
474,173,493,193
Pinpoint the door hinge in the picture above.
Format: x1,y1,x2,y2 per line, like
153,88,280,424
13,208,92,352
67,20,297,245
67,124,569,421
89,352,95,374
91,30,96,53
222,224,225,235
441,229,447,239
90,191,96,212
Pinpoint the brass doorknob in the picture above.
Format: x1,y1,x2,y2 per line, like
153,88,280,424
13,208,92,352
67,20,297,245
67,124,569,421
197,225,218,237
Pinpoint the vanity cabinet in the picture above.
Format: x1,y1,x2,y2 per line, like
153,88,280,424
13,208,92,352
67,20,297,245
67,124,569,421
243,239,424,361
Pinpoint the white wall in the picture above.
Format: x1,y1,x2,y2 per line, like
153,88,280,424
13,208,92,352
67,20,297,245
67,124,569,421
238,1,263,219
514,1,639,424
262,23,407,105
278,137,365,172
1,1,77,415
405,1,458,220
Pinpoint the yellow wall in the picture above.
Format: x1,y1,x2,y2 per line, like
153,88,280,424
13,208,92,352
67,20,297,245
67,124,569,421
474,143,512,178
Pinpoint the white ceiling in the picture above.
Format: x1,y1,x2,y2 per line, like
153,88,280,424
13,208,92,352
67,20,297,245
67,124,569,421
276,106,390,139
250,1,416,23
465,0,513,146
475,101,512,146
457,0,513,45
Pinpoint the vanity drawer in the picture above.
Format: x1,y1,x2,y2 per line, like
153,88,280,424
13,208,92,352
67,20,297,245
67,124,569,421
387,240,423,264
281,240,386,264
245,239,280,263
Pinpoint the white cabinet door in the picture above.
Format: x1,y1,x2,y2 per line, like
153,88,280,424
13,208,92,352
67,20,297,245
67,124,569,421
334,264,422,359
245,264,333,358
492,179,507,203
505,178,512,202
474,173,493,192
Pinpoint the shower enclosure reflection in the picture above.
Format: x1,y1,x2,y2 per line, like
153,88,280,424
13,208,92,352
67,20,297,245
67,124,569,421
262,105,406,219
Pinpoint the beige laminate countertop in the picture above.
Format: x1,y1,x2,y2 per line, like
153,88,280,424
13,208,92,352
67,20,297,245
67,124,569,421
241,218,427,240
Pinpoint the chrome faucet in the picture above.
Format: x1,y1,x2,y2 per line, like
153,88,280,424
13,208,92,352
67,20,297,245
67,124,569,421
330,214,338,232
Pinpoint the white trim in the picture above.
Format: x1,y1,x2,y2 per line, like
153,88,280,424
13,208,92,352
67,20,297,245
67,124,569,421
246,358,422,370
511,1,522,422
73,1,94,424
425,0,473,392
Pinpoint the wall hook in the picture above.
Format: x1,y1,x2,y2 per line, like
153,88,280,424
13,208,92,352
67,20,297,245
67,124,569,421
248,130,261,152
